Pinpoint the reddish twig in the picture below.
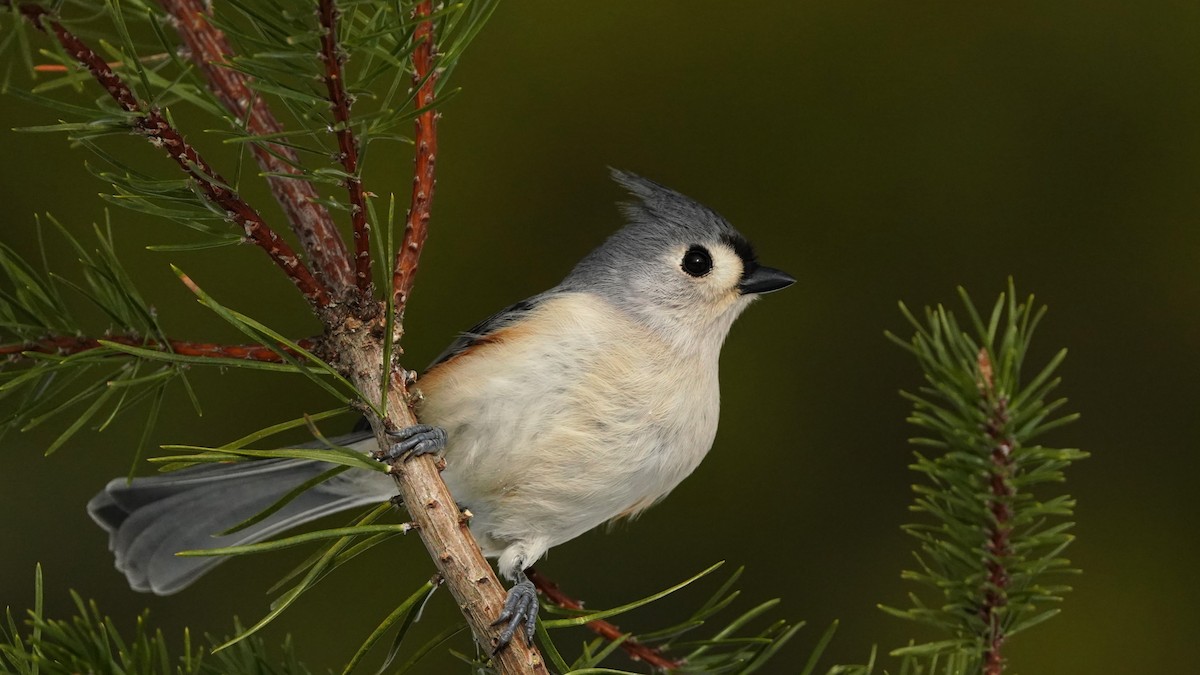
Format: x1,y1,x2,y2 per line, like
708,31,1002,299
0,334,316,362
977,349,1011,675
160,0,355,296
526,568,684,671
10,1,332,309
391,0,438,313
318,0,372,295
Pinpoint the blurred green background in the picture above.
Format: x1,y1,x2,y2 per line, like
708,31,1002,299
2,1,1198,672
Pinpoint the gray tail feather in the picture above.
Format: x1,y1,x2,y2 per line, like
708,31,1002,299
88,433,390,595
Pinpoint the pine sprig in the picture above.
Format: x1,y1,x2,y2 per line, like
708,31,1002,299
527,564,816,674
0,219,353,457
879,281,1087,673
0,565,320,675
0,215,181,455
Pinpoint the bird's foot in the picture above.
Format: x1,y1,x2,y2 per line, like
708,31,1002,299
491,578,539,653
378,424,447,462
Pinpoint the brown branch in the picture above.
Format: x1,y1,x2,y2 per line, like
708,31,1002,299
390,0,439,313
0,334,315,362
317,0,372,295
324,321,547,674
527,568,685,671
160,0,356,296
320,5,545,671
978,349,1011,675
11,2,332,309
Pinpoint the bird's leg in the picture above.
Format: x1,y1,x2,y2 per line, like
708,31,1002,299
378,424,447,462
491,576,539,653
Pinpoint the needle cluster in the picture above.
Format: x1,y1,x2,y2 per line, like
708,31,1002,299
876,282,1087,673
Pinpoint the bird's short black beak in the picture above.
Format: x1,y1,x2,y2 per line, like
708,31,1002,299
739,265,795,295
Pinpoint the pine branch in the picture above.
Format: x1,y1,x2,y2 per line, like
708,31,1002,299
159,0,355,294
325,335,549,673
6,1,539,666
0,565,318,675
0,334,315,363
317,0,372,295
7,0,333,310
391,0,438,312
530,562,811,673
978,350,1012,675
880,283,1087,672
526,568,684,671
314,4,545,670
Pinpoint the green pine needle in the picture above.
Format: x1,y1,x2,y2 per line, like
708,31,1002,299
881,281,1086,666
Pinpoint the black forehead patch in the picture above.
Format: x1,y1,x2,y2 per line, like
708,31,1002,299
721,233,757,268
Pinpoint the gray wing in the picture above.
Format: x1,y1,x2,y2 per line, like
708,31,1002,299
426,293,551,370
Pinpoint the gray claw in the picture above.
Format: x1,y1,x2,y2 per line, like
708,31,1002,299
491,578,538,653
379,424,447,462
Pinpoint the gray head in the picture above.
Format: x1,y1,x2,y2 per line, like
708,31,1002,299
560,170,794,346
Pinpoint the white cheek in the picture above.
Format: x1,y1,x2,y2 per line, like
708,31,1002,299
703,246,744,294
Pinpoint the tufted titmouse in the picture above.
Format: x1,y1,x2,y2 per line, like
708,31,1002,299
88,170,795,649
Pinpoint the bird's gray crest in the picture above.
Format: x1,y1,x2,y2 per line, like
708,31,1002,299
607,168,737,244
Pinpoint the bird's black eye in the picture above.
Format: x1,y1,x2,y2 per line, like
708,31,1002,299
681,245,713,277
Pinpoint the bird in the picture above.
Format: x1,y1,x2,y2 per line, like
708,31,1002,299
88,169,796,651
